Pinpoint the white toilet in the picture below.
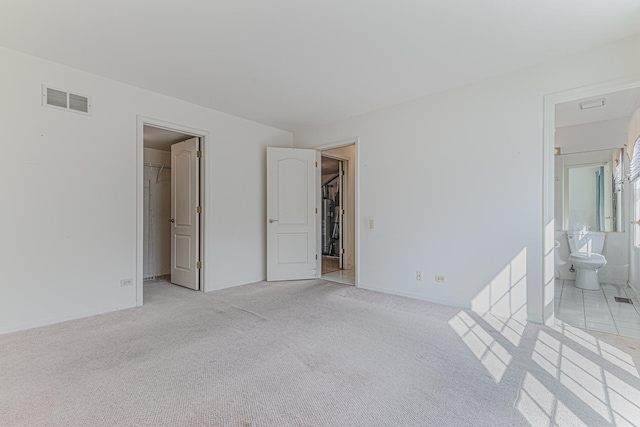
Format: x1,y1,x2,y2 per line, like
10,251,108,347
567,230,607,290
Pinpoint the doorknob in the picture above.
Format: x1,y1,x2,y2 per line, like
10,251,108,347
169,218,175,223
269,218,278,223
632,221,640,225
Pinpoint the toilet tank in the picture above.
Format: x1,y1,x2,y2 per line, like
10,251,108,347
567,231,606,254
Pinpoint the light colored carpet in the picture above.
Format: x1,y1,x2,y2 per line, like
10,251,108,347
2,279,640,426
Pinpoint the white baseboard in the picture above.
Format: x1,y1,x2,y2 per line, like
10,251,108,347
599,276,628,286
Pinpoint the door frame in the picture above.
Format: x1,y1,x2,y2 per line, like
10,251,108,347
314,138,360,287
136,116,210,305
542,77,640,325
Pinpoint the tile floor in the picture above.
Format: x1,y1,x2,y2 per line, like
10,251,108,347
322,268,355,286
555,279,640,339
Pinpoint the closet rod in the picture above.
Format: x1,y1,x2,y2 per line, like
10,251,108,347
144,162,171,169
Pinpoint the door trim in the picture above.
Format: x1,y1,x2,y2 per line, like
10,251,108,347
315,138,360,287
136,116,210,305
542,77,640,325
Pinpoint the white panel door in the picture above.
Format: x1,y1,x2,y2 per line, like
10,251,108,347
171,137,199,290
267,147,317,281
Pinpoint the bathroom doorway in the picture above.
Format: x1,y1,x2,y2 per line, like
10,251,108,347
320,145,356,286
553,85,640,338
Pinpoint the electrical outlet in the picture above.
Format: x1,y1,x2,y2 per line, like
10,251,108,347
416,271,423,281
369,219,375,229
435,275,446,283
120,278,134,287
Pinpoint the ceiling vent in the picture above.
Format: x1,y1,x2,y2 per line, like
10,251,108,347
579,98,605,110
42,85,92,115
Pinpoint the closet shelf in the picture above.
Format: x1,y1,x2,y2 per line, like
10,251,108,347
144,162,171,169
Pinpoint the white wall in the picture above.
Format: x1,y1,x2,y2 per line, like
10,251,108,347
143,148,172,278
293,34,640,322
0,46,292,334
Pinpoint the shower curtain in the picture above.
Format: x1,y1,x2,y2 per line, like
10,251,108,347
595,167,605,231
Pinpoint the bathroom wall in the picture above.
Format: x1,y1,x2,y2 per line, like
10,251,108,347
555,149,622,230
143,148,172,278
555,230,629,285
628,104,640,297
554,155,564,231
567,165,601,229
554,120,631,285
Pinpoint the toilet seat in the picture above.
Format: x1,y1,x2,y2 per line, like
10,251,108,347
569,252,605,262
568,252,606,269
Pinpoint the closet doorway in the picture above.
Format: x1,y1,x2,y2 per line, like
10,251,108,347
143,124,202,292
320,145,356,286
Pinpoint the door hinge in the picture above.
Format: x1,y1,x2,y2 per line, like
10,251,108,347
196,150,202,158
315,208,318,214
341,209,345,216
341,170,345,176
196,206,202,214
315,254,318,260
196,261,202,269
315,161,318,167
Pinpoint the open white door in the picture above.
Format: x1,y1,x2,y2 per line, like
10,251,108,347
171,137,199,290
267,147,317,281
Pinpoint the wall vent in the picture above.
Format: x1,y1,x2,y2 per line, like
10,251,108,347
42,85,92,115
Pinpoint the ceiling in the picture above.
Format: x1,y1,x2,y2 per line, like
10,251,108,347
555,86,640,128
1,1,639,131
144,126,193,151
